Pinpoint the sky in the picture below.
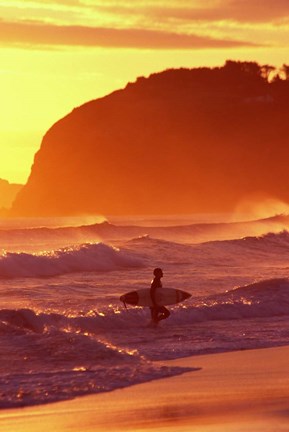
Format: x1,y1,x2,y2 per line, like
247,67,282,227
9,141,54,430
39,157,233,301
1,0,289,184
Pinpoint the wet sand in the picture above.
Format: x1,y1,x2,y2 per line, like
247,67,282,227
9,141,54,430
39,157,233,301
1,345,289,432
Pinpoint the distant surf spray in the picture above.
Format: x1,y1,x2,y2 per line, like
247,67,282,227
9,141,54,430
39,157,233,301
234,195,289,221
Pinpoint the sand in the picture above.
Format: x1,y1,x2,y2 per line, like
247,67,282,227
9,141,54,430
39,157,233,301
1,345,289,432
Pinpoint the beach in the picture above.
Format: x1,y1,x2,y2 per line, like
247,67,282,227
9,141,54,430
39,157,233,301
1,345,289,432
1,218,289,428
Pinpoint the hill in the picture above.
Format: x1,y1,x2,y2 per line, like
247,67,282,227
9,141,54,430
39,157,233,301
11,61,289,216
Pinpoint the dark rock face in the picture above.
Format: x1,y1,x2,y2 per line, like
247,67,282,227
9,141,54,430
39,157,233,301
11,62,289,216
0,179,23,210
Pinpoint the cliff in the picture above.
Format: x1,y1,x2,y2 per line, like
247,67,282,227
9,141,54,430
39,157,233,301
0,179,23,212
11,61,289,216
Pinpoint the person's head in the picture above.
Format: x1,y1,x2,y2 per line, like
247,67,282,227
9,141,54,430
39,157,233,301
153,267,163,278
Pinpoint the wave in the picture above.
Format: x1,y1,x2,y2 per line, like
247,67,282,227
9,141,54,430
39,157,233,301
1,276,288,408
1,214,289,247
1,278,289,334
0,242,143,279
119,277,289,324
130,229,289,248
187,278,289,322
210,230,289,250
123,235,196,262
121,230,289,269
0,306,192,408
196,230,289,267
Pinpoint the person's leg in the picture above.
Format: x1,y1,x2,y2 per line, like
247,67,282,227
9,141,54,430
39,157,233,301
157,306,170,321
150,306,158,323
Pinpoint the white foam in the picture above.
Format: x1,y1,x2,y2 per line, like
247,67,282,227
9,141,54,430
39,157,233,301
0,242,143,278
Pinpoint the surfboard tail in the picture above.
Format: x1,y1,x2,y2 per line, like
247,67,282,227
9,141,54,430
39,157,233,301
183,291,191,300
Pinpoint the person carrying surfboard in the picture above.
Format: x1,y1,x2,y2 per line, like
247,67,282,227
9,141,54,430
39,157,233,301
150,268,170,326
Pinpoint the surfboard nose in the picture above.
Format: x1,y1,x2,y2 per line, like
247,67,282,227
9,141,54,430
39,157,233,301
120,291,139,305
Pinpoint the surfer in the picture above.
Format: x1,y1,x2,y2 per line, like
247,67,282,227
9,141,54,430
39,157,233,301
150,268,170,326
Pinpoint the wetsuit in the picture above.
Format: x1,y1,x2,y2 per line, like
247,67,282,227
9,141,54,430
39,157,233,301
150,276,170,323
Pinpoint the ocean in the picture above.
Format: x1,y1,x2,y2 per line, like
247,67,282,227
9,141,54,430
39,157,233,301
1,214,289,408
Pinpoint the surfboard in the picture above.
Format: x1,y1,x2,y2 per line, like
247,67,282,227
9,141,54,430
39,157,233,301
120,288,191,307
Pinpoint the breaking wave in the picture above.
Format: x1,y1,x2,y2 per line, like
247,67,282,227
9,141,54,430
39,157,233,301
0,306,192,408
1,276,289,407
0,242,143,279
183,278,289,322
1,278,289,334
1,214,289,246
210,230,289,251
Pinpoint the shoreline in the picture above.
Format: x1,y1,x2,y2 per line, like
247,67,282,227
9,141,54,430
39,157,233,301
1,345,289,431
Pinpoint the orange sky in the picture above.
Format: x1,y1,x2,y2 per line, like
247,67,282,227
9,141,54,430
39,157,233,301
1,0,289,184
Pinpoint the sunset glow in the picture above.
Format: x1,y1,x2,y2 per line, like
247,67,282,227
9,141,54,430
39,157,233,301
2,2,289,426
1,0,289,183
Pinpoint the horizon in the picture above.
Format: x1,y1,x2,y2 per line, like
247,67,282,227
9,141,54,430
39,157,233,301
1,0,289,184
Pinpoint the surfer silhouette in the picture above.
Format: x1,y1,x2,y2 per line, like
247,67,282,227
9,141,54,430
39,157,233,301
150,268,170,326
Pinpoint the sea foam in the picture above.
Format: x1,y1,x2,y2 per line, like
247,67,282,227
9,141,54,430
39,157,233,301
0,242,143,279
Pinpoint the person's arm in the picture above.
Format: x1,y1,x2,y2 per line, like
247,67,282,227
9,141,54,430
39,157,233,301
150,279,158,306
151,278,162,306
